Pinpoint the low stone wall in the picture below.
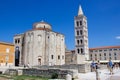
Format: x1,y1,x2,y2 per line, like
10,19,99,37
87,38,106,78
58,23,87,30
23,68,73,79
34,64,90,73
4,68,73,79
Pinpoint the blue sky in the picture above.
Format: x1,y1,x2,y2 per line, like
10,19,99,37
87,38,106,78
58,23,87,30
0,0,120,50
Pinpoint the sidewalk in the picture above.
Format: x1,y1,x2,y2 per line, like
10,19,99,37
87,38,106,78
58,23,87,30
78,68,120,80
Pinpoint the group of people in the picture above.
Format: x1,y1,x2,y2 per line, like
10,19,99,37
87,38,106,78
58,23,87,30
91,59,120,75
91,60,100,72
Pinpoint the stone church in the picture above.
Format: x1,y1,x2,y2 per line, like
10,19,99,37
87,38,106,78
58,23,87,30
14,21,65,66
14,5,89,67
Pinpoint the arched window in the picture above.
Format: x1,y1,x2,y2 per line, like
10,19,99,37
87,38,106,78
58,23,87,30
77,31,79,35
80,21,82,25
51,55,54,59
18,39,20,43
80,40,83,44
76,21,79,26
15,39,17,44
81,48,83,53
77,40,79,45
80,30,83,35
77,49,80,53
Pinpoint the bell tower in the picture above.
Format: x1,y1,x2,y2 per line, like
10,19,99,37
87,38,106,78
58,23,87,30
74,5,89,64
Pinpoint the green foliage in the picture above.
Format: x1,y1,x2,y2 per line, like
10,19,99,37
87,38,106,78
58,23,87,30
51,73,58,79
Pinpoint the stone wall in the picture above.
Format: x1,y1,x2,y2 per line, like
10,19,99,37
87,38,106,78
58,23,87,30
34,64,90,73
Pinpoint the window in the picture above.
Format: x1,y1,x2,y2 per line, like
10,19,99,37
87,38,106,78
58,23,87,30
77,49,80,53
51,55,54,59
77,31,79,35
80,30,83,35
90,54,92,57
76,21,79,26
95,54,97,56
80,21,82,25
104,57,106,60
109,53,111,56
114,53,116,56
18,39,20,43
81,48,83,53
99,50,102,52
77,40,79,45
90,50,93,52
6,48,10,53
109,57,112,60
115,57,117,60
99,54,101,56
114,49,117,51
15,39,17,44
109,49,112,51
95,50,98,52
58,55,60,59
80,40,83,44
104,49,107,51
104,53,106,56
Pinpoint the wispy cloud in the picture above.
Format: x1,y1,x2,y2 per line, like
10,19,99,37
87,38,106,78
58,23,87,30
116,36,120,39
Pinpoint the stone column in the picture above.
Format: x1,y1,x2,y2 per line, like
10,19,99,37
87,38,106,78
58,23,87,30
66,74,72,80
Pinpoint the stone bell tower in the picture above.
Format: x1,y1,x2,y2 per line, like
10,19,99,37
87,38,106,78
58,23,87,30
74,5,89,64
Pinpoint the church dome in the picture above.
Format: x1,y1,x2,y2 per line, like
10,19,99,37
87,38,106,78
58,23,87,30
33,20,52,30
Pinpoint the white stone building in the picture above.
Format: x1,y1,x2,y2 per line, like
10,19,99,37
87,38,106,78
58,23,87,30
74,6,89,64
89,46,120,64
14,21,65,66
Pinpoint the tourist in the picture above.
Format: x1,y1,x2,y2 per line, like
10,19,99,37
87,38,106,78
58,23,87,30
119,61,120,69
107,59,113,75
91,60,96,72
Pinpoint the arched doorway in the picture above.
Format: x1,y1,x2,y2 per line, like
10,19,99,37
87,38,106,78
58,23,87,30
38,58,41,65
15,46,20,66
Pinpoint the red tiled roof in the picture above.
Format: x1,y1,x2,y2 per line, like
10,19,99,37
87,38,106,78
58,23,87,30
89,46,120,50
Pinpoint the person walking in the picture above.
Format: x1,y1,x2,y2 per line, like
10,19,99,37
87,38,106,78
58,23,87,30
108,59,113,75
91,60,96,72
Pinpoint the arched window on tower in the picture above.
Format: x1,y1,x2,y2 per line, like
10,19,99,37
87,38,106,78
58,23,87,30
77,31,79,35
77,40,79,45
80,40,83,44
76,21,79,27
80,30,83,35
81,48,83,54
80,21,82,25
77,49,80,54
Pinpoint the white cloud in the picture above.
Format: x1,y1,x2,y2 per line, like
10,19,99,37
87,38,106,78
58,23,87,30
116,36,120,39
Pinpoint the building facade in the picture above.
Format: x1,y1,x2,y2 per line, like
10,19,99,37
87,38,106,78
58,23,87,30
0,42,14,66
89,46,120,63
74,6,89,64
14,21,65,66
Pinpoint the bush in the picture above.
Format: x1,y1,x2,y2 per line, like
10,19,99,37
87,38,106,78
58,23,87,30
51,73,58,79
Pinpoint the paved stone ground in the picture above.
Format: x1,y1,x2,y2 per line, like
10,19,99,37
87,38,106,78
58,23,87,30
106,76,120,80
0,77,8,80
